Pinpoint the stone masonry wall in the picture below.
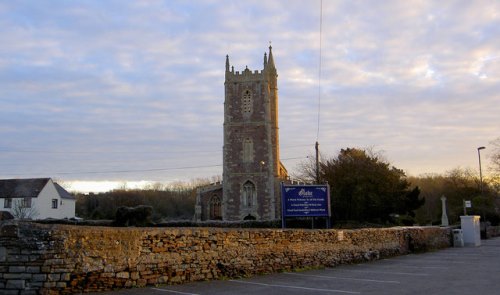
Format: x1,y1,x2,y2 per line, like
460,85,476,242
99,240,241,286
0,221,451,294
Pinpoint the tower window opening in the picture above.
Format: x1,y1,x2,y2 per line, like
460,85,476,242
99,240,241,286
243,137,254,163
242,181,256,207
242,89,253,114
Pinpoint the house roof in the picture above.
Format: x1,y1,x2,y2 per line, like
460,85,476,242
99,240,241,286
0,178,50,198
54,182,76,200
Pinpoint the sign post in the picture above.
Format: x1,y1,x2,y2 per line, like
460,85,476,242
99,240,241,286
463,200,472,215
281,183,331,228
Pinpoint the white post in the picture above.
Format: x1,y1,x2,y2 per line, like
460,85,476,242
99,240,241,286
441,196,449,226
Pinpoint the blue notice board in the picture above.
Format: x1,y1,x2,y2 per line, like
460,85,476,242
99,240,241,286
281,184,331,217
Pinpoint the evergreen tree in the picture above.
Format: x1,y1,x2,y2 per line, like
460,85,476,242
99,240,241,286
312,148,424,223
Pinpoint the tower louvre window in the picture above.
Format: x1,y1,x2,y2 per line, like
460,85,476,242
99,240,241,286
242,89,253,114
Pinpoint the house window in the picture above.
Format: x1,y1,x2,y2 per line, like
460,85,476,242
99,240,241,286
242,89,253,114
242,181,256,207
209,195,221,220
52,199,58,209
4,198,12,208
21,198,32,208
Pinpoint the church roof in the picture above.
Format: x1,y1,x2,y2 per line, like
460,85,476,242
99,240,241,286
197,182,223,194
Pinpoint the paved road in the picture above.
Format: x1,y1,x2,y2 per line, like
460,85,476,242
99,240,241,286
93,237,500,295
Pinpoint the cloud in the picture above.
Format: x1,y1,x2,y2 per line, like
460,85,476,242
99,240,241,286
0,0,498,188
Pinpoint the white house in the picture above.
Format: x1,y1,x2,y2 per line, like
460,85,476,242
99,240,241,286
0,178,76,220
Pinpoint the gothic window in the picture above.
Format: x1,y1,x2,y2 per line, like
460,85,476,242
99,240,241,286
243,137,254,163
242,89,253,115
209,195,221,220
242,181,256,207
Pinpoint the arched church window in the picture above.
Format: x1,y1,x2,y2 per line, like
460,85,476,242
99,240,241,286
209,195,221,220
242,181,256,207
242,89,253,115
243,137,254,163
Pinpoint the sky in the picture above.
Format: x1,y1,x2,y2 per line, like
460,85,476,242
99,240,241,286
0,0,499,193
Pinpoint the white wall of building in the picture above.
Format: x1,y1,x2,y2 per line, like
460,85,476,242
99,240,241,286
36,179,76,219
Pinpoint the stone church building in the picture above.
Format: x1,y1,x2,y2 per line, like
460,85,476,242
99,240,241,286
195,46,288,221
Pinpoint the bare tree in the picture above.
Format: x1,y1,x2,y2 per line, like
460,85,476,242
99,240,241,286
490,137,500,174
487,137,500,194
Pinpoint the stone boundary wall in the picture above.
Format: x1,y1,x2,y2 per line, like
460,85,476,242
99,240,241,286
0,222,451,294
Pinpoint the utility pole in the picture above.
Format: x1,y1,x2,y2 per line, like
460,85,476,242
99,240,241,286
477,146,486,239
478,146,485,195
315,141,320,184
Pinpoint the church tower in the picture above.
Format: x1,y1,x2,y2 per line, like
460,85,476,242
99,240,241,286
222,46,287,220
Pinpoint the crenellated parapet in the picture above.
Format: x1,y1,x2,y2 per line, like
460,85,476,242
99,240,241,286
225,66,264,82
225,46,276,83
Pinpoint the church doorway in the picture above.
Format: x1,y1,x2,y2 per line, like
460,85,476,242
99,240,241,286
243,214,256,220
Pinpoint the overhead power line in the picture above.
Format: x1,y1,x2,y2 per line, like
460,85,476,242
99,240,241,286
0,148,221,155
316,0,323,142
0,144,313,156
6,164,223,176
4,157,308,177
314,0,324,184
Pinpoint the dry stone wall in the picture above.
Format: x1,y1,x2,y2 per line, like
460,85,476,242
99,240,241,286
0,221,451,294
